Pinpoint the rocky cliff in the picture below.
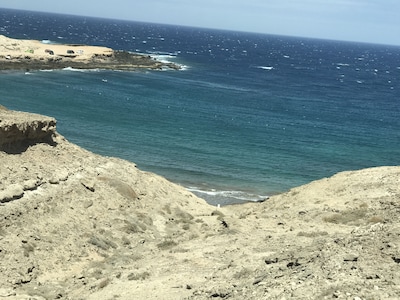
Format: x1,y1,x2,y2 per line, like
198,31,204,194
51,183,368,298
0,108,399,299
0,107,57,154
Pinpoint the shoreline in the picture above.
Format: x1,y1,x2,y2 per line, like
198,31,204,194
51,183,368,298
0,35,181,71
1,107,400,299
185,184,270,206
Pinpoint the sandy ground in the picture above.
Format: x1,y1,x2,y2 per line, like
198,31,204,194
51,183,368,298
1,107,400,299
0,35,113,60
0,35,179,71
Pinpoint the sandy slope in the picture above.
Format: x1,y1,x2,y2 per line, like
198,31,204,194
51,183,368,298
0,107,399,299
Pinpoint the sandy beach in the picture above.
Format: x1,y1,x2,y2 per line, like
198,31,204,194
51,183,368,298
0,35,180,71
1,106,400,299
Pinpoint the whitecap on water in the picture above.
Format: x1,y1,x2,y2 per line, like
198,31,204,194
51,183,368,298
147,51,188,70
187,187,269,206
41,39,59,44
62,67,100,72
256,66,274,70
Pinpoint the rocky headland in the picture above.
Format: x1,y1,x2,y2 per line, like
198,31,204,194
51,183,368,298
0,35,180,71
0,106,399,299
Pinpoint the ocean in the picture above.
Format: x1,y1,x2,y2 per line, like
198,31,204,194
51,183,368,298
1,8,399,205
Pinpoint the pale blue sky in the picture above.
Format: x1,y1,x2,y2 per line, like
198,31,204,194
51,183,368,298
1,0,400,45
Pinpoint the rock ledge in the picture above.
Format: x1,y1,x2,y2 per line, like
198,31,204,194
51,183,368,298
0,107,57,153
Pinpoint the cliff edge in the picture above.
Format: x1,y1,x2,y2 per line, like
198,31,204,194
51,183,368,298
0,108,399,299
0,107,57,153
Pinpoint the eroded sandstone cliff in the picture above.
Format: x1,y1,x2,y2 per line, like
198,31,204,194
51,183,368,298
0,107,57,153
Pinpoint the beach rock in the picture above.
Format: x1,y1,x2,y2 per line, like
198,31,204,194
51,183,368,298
0,184,24,203
23,179,41,191
49,170,69,184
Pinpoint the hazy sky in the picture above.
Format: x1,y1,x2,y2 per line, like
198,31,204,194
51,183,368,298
1,0,400,45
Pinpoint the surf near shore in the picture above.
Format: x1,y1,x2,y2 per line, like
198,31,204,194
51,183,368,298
0,35,181,71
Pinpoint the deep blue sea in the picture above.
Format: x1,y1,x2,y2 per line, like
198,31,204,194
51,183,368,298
1,8,399,205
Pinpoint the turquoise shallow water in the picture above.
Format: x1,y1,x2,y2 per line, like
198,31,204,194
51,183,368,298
1,9,400,205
